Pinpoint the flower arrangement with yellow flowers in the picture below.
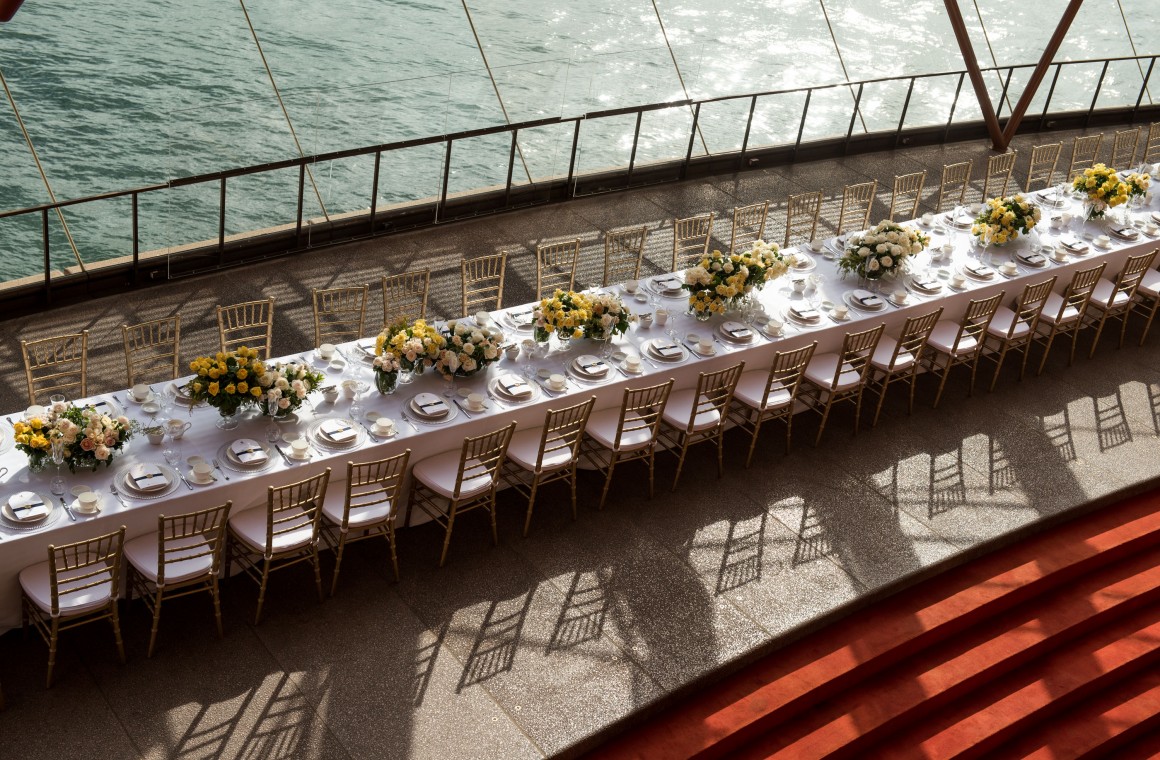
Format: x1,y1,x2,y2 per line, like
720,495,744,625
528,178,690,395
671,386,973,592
1124,170,1151,199
534,290,591,343
971,194,1040,246
382,319,446,375
1073,163,1128,218
838,221,929,280
258,361,324,417
735,240,789,288
184,346,267,418
583,292,631,341
682,243,789,318
12,401,137,472
435,319,503,378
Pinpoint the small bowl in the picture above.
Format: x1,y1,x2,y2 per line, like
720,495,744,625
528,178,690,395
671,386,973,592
141,401,161,415
537,368,552,380
819,299,834,311
633,292,649,303
611,351,627,362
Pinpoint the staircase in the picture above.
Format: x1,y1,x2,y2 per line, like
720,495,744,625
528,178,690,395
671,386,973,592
586,488,1160,760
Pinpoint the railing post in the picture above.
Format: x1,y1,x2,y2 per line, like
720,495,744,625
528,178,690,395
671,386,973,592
566,118,581,198
131,192,139,285
996,67,1014,119
895,78,916,146
504,130,517,207
740,95,757,165
295,163,305,246
1041,64,1063,124
42,207,50,307
1088,59,1110,126
369,151,381,235
793,89,812,160
944,72,966,143
626,110,643,183
438,140,452,222
217,177,226,266
682,102,701,180
1133,57,1156,122
845,83,864,154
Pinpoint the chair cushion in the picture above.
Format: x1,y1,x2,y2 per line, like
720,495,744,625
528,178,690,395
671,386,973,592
870,335,915,372
586,408,655,452
412,450,494,500
506,427,574,473
20,561,113,618
986,306,1031,340
733,370,792,411
229,505,315,555
125,533,214,586
928,320,978,356
1139,268,1159,298
1090,278,1130,310
662,389,722,432
804,353,862,392
321,487,393,531
1040,292,1079,325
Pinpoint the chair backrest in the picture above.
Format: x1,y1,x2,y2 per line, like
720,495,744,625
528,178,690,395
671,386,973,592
462,252,508,314
760,342,816,409
953,292,1004,354
603,226,649,286
889,171,926,221
155,502,231,587
217,298,274,360
1003,277,1057,340
678,362,744,433
46,526,125,617
338,451,411,531
982,151,1017,200
784,191,823,247
536,239,581,300
1144,122,1160,165
1054,262,1106,322
454,422,516,499
1111,127,1140,168
729,201,769,253
382,269,430,328
613,379,674,450
121,316,180,387
1068,134,1103,177
1112,249,1159,303
1026,143,1062,191
822,324,884,390
838,180,876,234
532,397,595,471
936,160,972,212
22,330,88,405
313,286,367,346
265,469,331,553
894,307,944,365
672,213,714,271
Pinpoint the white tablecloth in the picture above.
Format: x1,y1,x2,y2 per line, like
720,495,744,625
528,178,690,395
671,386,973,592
0,192,1156,631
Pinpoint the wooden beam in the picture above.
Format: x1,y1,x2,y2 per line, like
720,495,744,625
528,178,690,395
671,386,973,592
1000,0,1085,145
943,0,1004,150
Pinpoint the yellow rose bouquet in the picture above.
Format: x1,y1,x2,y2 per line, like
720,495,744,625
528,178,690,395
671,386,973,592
1124,171,1150,200
12,402,137,472
534,290,592,343
185,346,267,424
682,249,763,320
1073,163,1128,219
384,319,446,375
971,194,1040,246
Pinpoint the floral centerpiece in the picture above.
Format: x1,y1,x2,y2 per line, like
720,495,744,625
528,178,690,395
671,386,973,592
1072,163,1128,219
259,360,324,417
435,319,503,378
383,319,446,376
185,347,267,427
534,290,591,343
1124,170,1151,200
683,243,787,321
735,240,789,288
371,350,401,394
971,194,1041,246
12,402,136,472
584,292,631,341
838,220,929,281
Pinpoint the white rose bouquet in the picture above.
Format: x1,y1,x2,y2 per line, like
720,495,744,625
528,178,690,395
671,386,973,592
260,361,324,417
838,220,929,280
583,292,631,341
435,319,502,378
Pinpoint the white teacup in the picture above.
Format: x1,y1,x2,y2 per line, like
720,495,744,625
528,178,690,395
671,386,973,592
951,273,967,288
892,289,908,304
698,337,714,353
767,319,785,336
504,344,520,361
318,343,336,360
466,392,485,411
24,404,46,420
655,308,669,326
1050,217,1063,230
146,429,164,445
475,310,491,326
792,279,806,293
832,305,849,319
638,313,653,328
1147,224,1159,236
192,461,214,481
941,243,955,257
374,417,396,436
1095,234,1111,247
625,355,642,371
808,239,824,252
1000,262,1018,275
131,383,151,402
625,279,639,293
166,419,192,440
1051,248,1069,262
322,387,339,404
921,212,934,226
521,339,537,356
341,379,359,398
1061,212,1073,225
290,438,310,459
548,373,566,390
76,491,100,514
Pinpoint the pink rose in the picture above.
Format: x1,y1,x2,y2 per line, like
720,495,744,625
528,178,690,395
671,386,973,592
105,435,117,447
80,438,95,451
94,445,110,461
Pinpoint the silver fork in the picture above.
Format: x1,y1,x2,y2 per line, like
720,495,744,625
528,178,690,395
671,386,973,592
399,409,420,432
109,483,128,508
212,458,230,481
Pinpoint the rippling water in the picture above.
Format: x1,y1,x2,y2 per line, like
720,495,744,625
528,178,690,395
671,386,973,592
0,0,1155,280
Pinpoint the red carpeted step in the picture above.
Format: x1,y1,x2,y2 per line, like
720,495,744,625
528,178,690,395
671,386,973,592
1114,728,1160,760
587,492,1160,760
731,552,1160,759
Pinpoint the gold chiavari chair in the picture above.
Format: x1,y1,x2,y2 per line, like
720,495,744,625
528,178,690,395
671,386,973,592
672,213,714,271
580,379,673,510
1111,127,1141,169
838,180,877,235
122,316,180,388
217,297,274,360
922,293,1004,407
936,161,972,212
382,269,430,328
867,307,943,427
125,502,231,657
889,171,926,221
21,330,88,405
20,526,126,687
227,469,331,624
461,251,508,315
800,324,885,445
1132,258,1160,346
321,451,410,594
603,226,649,286
729,201,770,253
728,342,816,467
406,422,516,567
658,362,744,489
1026,143,1063,191
535,239,581,300
501,397,595,536
1085,249,1158,357
784,191,823,248
1144,122,1160,165
1067,134,1103,178
982,151,1017,200
312,285,368,347
1034,263,1105,374
982,277,1057,391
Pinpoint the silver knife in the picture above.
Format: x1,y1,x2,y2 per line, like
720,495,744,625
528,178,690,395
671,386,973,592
60,496,77,522
174,469,194,491
354,418,382,441
272,443,294,465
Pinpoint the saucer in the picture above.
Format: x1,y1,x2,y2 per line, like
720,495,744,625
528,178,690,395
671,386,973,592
188,470,215,486
72,495,102,515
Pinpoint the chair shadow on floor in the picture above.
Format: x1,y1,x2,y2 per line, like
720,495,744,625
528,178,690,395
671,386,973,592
456,589,535,693
716,511,768,594
547,569,612,654
928,447,968,519
1093,388,1133,451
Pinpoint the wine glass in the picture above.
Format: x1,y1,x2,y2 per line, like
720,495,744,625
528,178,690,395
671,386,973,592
349,380,368,420
162,442,181,470
50,435,65,496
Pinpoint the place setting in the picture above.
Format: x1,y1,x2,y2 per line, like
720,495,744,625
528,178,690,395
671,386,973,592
1056,236,1090,257
1015,248,1050,269
823,234,848,259
185,456,220,484
66,485,106,517
114,461,181,500
1034,186,1071,208
533,369,571,395
503,306,537,332
785,250,817,273
488,372,540,405
718,319,756,346
1108,224,1141,242
450,388,491,417
645,274,686,299
844,288,888,312
943,205,979,229
784,300,824,327
0,489,62,532
609,350,646,375
169,377,207,408
907,272,944,296
404,391,459,426
568,353,615,384
642,336,689,363
214,438,277,473
307,417,368,451
683,331,718,357
961,260,997,282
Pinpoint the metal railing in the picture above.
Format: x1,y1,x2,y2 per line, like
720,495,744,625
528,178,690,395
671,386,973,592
0,53,1156,310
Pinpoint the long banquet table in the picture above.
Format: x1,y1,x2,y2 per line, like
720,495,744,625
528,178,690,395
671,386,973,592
0,192,1157,632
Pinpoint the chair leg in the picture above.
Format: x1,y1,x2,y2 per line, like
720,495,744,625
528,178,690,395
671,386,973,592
46,618,59,689
312,546,324,603
745,413,763,468
1089,312,1108,358
1117,310,1131,348
146,590,163,658
1037,330,1057,375
487,493,499,546
569,464,579,521
1140,301,1158,346
716,429,726,479
671,438,690,491
522,476,540,538
598,456,617,510
814,396,833,447
211,577,224,638
932,354,952,409
329,537,346,597
989,344,1008,392
872,376,889,428
438,503,457,568
785,412,794,455
111,600,126,664
254,560,271,626
647,449,656,500
1017,341,1031,381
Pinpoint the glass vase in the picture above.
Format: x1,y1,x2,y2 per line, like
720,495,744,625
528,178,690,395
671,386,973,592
375,371,398,395
216,408,241,430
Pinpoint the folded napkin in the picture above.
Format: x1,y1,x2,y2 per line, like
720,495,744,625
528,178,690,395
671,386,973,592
852,289,884,307
1151,211,1160,225
652,341,683,358
574,354,608,375
1060,238,1089,253
320,419,357,443
964,263,995,277
412,392,449,417
8,491,49,520
791,253,811,268
229,439,268,465
1018,252,1047,266
90,399,113,413
911,276,941,293
498,374,533,397
655,276,683,292
790,305,821,321
721,320,752,339
1112,226,1139,240
508,309,535,326
128,463,170,491
357,340,376,355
